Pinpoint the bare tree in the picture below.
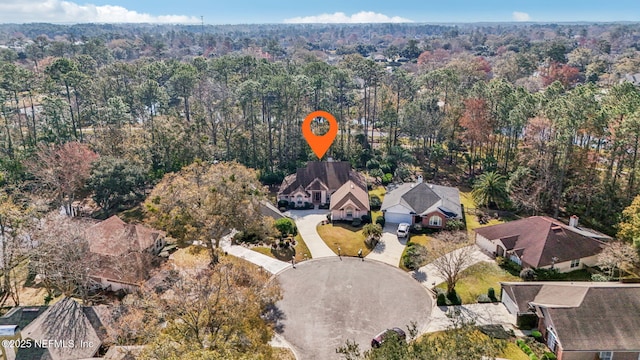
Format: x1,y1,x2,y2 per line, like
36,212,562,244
31,214,99,304
431,245,475,293
598,241,640,278
0,193,33,307
27,142,98,216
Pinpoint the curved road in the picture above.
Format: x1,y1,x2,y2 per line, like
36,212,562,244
275,257,432,360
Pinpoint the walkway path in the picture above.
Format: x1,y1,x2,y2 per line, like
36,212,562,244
285,210,337,258
220,233,290,274
365,222,407,266
411,245,493,289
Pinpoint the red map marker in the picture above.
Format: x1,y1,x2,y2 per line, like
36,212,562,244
302,110,338,159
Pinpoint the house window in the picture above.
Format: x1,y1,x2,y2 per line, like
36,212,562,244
428,215,442,227
346,208,353,218
598,351,613,360
570,259,580,268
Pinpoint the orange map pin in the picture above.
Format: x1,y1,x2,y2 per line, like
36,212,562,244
302,110,338,159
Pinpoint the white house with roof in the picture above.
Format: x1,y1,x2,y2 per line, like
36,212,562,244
380,177,462,227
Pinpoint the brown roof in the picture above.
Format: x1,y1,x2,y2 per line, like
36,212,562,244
502,282,640,351
330,180,370,211
86,216,165,257
91,252,155,285
475,216,605,268
278,161,366,195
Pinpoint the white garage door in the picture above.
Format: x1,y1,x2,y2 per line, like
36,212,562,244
384,212,412,224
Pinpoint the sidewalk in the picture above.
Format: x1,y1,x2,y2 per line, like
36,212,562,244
365,223,407,266
285,210,337,258
220,236,290,274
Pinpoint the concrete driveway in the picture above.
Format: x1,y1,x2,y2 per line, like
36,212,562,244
285,209,336,258
365,223,408,267
275,257,432,360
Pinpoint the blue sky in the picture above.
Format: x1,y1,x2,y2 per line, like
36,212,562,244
0,0,638,24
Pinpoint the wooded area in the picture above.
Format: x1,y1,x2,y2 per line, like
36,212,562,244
1,22,640,238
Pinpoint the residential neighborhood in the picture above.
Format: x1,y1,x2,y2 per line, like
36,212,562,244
1,3,640,360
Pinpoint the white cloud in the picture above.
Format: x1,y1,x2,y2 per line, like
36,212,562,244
0,0,200,24
284,11,413,24
512,11,531,22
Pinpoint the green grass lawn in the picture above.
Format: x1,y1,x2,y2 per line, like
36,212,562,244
459,191,505,232
501,341,531,360
436,261,521,304
316,223,370,257
252,234,312,263
369,186,386,223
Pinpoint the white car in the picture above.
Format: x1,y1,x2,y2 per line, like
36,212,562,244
396,223,410,238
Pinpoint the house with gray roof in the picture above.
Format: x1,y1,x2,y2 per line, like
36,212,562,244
380,177,462,228
500,282,640,360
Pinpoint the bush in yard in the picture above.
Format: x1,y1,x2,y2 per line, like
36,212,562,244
521,344,532,355
375,216,385,228
531,330,542,340
591,273,609,282
370,195,382,210
363,223,383,249
445,219,465,231
477,294,492,303
520,267,537,281
351,218,362,227
437,293,447,306
277,199,289,208
530,354,539,360
274,218,297,238
542,352,557,360
361,214,372,224
447,290,461,305
381,173,393,185
488,287,496,301
516,339,525,347
402,243,428,270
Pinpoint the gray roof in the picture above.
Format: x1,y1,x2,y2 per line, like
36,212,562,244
18,298,106,360
380,182,462,218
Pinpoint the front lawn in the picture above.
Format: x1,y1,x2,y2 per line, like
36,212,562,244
436,261,521,304
316,223,370,257
252,234,312,263
369,186,386,223
459,191,505,233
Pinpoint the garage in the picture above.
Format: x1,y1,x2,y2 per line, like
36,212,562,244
383,211,412,224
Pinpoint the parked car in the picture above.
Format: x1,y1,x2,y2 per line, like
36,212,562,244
396,223,410,238
371,327,407,348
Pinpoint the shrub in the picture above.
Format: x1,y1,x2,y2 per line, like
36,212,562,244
542,352,557,360
365,236,379,250
361,214,372,224
521,344,532,355
351,218,362,227
477,294,491,303
520,267,537,281
516,339,525,347
375,216,386,228
488,287,496,301
274,218,297,238
530,354,539,360
370,195,382,210
381,173,393,185
277,199,289,208
531,330,542,340
517,313,538,330
402,243,428,270
445,219,465,231
591,273,609,282
436,293,447,306
326,213,331,222
447,290,461,305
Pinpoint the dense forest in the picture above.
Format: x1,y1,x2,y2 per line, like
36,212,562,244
2,22,640,237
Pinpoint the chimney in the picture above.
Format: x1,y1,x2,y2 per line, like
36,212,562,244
569,215,579,228
417,175,423,184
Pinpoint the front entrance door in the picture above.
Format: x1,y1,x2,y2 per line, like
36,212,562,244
314,191,322,203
